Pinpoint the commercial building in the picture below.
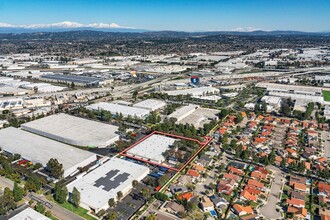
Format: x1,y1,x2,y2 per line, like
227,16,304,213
168,104,199,122
126,134,177,163
165,87,219,96
9,207,51,220
41,74,102,86
132,99,166,111
257,82,326,103
261,96,282,109
67,157,149,213
87,102,150,118
21,113,119,148
0,127,97,177
167,104,219,128
0,98,24,110
21,83,66,93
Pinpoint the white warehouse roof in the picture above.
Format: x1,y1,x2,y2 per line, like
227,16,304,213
165,87,219,96
127,134,177,163
9,207,51,220
21,113,119,148
87,102,150,118
0,127,97,177
67,157,149,212
133,99,166,111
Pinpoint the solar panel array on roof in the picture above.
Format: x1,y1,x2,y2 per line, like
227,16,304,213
41,74,101,85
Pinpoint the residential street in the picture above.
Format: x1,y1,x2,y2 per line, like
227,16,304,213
27,193,84,220
259,166,284,220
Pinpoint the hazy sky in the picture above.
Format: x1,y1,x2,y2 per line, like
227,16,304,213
0,0,329,32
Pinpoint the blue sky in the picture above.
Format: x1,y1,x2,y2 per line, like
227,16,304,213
0,0,329,32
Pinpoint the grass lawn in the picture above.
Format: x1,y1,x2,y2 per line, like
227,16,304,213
57,201,97,220
322,90,330,101
250,201,260,208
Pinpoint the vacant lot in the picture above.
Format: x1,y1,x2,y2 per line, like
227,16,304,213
322,90,330,101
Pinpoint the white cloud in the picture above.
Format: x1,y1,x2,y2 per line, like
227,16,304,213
231,27,261,32
0,23,16,28
0,21,131,29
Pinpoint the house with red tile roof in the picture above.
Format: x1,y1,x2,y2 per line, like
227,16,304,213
251,170,267,180
287,206,307,219
177,192,194,201
191,164,206,173
293,183,307,192
318,182,330,197
275,156,283,166
244,185,261,196
228,166,244,176
240,189,257,201
217,179,235,195
286,198,305,208
247,179,264,190
232,204,254,216
223,173,239,182
186,169,200,178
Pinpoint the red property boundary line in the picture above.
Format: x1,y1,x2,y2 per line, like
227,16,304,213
119,131,213,172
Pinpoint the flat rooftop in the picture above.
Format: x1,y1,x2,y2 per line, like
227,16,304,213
87,102,150,118
165,87,219,96
9,207,51,220
41,74,101,84
67,157,149,210
132,99,166,111
257,82,323,93
126,134,177,163
0,127,96,172
21,113,119,148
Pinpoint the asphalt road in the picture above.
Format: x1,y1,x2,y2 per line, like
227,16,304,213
28,193,84,220
0,176,14,190
259,166,284,220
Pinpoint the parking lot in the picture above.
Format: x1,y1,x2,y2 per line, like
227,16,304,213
109,183,148,220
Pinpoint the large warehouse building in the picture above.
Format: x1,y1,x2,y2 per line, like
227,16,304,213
67,157,149,213
167,104,219,128
0,127,97,178
87,102,150,118
21,113,119,148
132,99,166,111
126,134,177,163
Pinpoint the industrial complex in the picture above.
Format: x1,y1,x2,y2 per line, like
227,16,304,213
126,134,177,163
0,127,97,177
21,113,119,148
87,102,150,118
67,157,149,213
132,99,166,111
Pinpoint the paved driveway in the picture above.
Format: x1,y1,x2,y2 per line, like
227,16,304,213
260,166,284,220
28,193,84,220
321,131,330,158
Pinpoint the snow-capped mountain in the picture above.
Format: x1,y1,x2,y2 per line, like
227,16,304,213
0,21,145,33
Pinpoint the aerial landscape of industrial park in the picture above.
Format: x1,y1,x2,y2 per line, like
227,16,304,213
1,1,330,220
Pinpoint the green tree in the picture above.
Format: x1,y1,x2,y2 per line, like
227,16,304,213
154,192,167,201
132,180,138,187
25,175,43,192
146,214,157,220
70,187,80,207
46,158,64,179
54,183,68,204
117,191,123,201
13,182,24,202
35,202,45,214
0,188,16,215
107,211,118,220
132,90,138,101
108,198,115,207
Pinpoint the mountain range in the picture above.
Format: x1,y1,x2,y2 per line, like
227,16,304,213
0,21,329,36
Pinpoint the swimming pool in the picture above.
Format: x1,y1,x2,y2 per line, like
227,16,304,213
210,210,217,217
